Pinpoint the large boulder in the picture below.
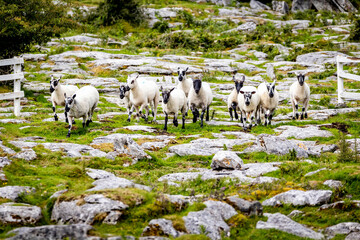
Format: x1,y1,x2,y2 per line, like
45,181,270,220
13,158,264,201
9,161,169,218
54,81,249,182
250,0,271,10
256,213,324,239
183,200,237,240
13,149,37,161
262,190,332,206
272,1,290,14
274,125,333,139
0,186,34,201
142,219,180,238
210,151,243,170
51,194,129,225
291,0,357,12
0,203,42,224
226,196,263,216
7,224,93,240
296,51,349,65
324,222,360,239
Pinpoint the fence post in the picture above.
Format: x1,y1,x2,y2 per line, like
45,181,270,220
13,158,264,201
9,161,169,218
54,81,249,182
13,57,21,116
337,55,344,104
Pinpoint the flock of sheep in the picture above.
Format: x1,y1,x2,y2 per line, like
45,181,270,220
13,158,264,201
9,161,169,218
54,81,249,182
49,68,310,137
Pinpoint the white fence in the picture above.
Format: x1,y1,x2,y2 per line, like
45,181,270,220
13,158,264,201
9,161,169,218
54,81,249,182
337,55,360,104
0,57,24,116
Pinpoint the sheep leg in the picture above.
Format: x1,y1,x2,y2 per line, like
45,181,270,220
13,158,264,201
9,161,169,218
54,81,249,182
303,98,309,119
242,110,247,130
134,106,141,122
206,106,210,121
66,116,73,138
231,102,239,120
200,107,206,128
52,101,58,121
143,105,149,122
164,112,168,131
173,113,179,127
229,107,234,121
256,106,261,125
191,104,198,123
82,115,87,128
291,99,297,120
182,113,186,129
127,106,135,122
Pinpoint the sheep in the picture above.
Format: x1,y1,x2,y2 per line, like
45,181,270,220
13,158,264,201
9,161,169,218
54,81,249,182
50,75,79,123
289,73,310,120
127,74,160,123
177,67,193,97
160,86,188,131
258,80,279,126
119,84,132,115
64,85,99,138
238,86,260,130
227,74,245,121
188,76,213,128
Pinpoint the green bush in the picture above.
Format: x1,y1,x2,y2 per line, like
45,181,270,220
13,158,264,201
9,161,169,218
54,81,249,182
349,18,360,42
0,0,72,59
90,0,144,26
152,21,170,33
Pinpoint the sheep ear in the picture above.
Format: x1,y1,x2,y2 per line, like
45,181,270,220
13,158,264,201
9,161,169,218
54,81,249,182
64,93,66,98
251,91,256,95
58,76,62,81
240,90,244,94
72,94,76,99
241,75,245,82
134,74,139,80
169,87,175,93
126,86,130,91
185,67,189,72
273,80,277,86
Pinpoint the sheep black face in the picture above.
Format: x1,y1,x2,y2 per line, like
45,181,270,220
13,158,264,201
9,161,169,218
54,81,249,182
178,67,189,82
162,87,175,104
240,91,256,106
234,75,245,94
266,80,276,98
193,79,202,94
119,85,130,99
297,73,305,86
50,75,61,93
64,93,76,113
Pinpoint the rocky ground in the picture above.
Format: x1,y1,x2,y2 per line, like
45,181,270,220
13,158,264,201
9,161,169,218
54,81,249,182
0,0,360,239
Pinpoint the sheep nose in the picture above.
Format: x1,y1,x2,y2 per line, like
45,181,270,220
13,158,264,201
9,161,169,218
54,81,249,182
179,76,183,81
120,94,124,99
269,93,274,98
50,87,54,93
195,90,199,94
245,101,250,106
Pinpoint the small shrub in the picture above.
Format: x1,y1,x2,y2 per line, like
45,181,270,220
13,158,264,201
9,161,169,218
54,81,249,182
349,18,360,42
337,131,358,163
152,20,170,33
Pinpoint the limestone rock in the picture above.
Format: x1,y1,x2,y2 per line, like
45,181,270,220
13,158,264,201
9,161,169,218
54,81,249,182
346,232,360,240
272,1,289,14
51,194,128,225
250,0,271,10
210,151,243,170
0,186,34,201
7,224,93,240
319,200,360,210
142,219,180,238
0,202,42,224
226,196,263,216
288,210,304,218
296,51,349,65
256,213,324,239
275,125,333,139
183,200,237,240
325,222,360,239
62,34,101,45
22,54,47,62
262,190,332,206
0,157,12,168
304,168,328,177
13,149,37,161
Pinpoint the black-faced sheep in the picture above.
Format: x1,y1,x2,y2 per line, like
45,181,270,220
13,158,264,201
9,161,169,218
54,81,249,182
64,86,99,138
160,87,188,131
289,73,310,120
188,77,213,128
258,80,279,126
119,84,132,115
177,67,192,97
227,74,245,121
238,86,260,130
50,75,79,123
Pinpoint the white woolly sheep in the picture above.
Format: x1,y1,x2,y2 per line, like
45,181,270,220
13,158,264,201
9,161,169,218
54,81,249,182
64,85,99,138
177,67,193,97
188,76,213,128
258,80,279,126
289,73,310,120
160,86,188,131
127,74,160,123
119,84,132,115
50,75,79,123
227,74,245,121
238,86,260,130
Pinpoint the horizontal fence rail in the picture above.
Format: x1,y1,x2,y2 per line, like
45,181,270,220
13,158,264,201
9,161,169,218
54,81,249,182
0,57,24,116
337,55,360,104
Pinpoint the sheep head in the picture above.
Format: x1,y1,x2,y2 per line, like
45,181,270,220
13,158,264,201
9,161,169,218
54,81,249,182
127,74,139,89
240,90,256,106
64,93,76,113
297,73,305,86
178,67,189,82
193,78,202,94
266,80,276,98
162,87,175,104
50,75,62,93
119,85,130,99
234,75,245,93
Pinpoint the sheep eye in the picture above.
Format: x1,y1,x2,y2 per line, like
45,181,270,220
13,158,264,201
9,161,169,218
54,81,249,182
131,80,134,84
